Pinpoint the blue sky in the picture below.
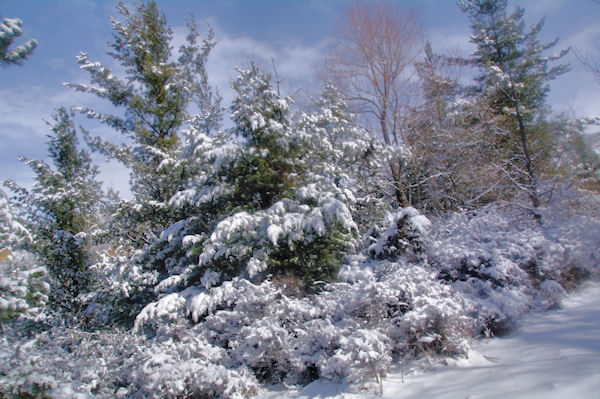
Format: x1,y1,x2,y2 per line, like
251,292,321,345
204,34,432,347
1,0,599,197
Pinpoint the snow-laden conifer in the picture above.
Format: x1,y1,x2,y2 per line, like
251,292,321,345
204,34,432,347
298,85,391,231
0,194,48,322
5,108,102,314
65,1,221,245
0,15,37,66
459,0,570,218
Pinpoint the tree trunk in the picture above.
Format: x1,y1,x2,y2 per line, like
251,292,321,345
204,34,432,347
515,104,541,222
381,108,408,207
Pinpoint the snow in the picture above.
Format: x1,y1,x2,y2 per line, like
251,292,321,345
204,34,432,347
257,281,600,399
267,224,284,245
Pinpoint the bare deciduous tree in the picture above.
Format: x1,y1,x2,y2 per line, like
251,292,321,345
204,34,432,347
322,1,424,207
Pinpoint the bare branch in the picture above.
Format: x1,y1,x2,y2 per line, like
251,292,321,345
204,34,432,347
322,1,424,206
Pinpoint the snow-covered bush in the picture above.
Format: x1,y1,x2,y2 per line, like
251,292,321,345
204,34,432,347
0,191,31,250
81,247,158,328
429,208,547,334
0,322,259,399
321,328,391,386
365,207,432,262
126,326,259,399
0,192,49,322
0,327,115,398
428,195,600,335
134,250,473,388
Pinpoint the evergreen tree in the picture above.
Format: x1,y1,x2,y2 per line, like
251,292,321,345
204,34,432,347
0,190,30,250
178,16,223,136
141,67,359,303
227,64,300,211
5,108,103,313
0,15,37,66
459,0,569,218
298,84,390,231
0,193,49,323
0,250,49,323
65,1,219,244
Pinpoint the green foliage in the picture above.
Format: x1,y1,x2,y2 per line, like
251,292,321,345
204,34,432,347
0,251,49,322
6,108,102,313
228,64,300,211
109,1,183,153
266,223,352,288
227,150,296,212
66,1,222,249
0,378,54,399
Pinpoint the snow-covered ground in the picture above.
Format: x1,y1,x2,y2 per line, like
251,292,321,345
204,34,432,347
258,282,600,399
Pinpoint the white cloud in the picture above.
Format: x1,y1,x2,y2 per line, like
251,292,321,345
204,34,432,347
427,28,475,57
0,83,131,197
565,24,600,55
173,22,326,104
4,16,330,200
197,27,328,105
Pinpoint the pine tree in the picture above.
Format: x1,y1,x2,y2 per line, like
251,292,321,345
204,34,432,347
178,16,223,136
459,0,569,218
141,67,359,303
6,108,103,313
0,15,37,66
